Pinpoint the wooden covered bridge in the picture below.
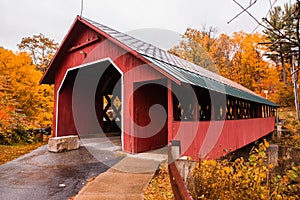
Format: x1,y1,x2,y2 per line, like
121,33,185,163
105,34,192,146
41,16,278,160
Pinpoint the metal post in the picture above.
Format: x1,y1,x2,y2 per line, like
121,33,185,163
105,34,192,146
276,108,279,125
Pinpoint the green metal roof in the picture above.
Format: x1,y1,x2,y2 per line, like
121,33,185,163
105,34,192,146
144,55,278,107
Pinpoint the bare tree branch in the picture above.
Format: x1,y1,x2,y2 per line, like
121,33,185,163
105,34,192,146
251,0,277,33
230,0,299,47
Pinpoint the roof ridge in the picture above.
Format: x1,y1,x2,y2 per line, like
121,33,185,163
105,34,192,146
81,16,168,53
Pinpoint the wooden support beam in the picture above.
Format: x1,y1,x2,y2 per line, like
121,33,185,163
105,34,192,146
193,90,198,121
167,80,173,142
68,36,100,52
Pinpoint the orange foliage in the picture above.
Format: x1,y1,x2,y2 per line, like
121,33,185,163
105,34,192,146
169,29,288,106
0,47,53,131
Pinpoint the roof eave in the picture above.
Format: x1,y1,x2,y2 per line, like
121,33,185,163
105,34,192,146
78,17,182,85
40,16,181,85
40,16,83,85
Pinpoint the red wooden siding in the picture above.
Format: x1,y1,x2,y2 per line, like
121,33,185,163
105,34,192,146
132,81,168,153
172,117,275,160
57,70,78,136
123,65,166,153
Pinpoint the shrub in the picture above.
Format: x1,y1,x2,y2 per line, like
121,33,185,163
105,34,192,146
0,126,38,145
0,130,20,145
281,117,300,148
271,166,300,199
188,140,300,200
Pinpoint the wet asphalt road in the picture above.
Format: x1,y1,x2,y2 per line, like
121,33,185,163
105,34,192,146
0,145,122,200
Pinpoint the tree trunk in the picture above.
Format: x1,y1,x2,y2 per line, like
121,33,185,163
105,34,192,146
280,43,287,85
292,59,300,120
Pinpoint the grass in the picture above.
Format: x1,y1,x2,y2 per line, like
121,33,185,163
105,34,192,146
144,161,174,200
0,142,46,165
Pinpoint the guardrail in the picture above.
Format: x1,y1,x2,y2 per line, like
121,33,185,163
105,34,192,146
168,145,193,200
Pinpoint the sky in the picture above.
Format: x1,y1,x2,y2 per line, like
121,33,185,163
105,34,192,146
0,0,296,51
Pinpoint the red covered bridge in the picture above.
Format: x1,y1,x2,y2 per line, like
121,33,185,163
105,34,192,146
41,16,278,160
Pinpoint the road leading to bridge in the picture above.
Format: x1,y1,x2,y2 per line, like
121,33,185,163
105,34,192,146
0,145,122,200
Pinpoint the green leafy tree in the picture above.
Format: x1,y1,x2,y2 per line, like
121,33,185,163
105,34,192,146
263,2,300,114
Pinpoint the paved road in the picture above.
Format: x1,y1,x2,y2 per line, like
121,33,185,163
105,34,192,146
0,145,122,200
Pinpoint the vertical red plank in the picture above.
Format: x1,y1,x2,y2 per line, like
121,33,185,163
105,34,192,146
57,71,78,136
167,80,173,142
52,83,58,137
172,117,275,160
133,82,168,153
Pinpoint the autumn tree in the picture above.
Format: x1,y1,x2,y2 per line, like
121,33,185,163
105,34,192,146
17,33,57,127
169,28,274,97
169,26,219,73
210,33,233,79
17,33,58,72
230,32,271,93
0,47,53,132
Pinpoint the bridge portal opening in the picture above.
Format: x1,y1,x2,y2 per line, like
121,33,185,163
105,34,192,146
96,64,122,137
57,60,123,150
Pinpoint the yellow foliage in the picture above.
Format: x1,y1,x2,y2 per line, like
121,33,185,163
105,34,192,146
144,161,174,200
188,140,299,200
0,47,53,131
169,29,290,106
